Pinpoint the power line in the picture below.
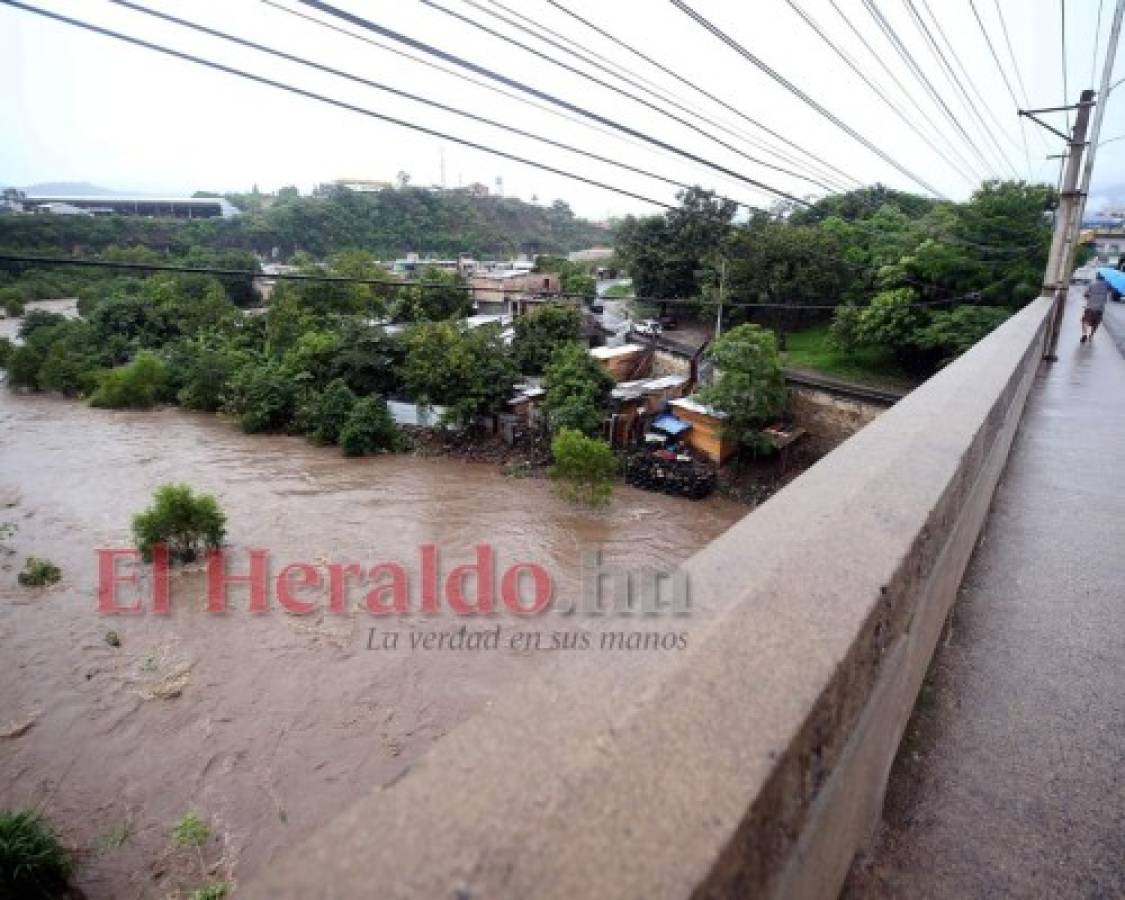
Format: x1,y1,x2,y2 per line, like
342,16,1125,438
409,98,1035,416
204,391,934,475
901,0,1021,178
782,0,979,186
0,1,674,209
915,0,1029,165
105,0,763,211
471,0,843,193
1091,0,1106,89
992,0,1032,107
970,0,1049,163
918,0,1031,177
295,0,812,207
543,0,860,191
824,0,988,183
668,0,949,198
259,0,669,168
418,0,823,200
859,0,1001,179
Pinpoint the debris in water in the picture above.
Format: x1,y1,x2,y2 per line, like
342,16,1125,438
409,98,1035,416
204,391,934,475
0,711,39,739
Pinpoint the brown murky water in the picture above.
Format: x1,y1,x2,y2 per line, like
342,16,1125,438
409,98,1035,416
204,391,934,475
0,311,744,897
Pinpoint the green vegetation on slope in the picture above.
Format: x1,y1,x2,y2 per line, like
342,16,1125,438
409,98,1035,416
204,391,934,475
0,185,609,261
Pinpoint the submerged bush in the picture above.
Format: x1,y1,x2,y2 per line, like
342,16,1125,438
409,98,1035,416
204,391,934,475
549,428,617,507
222,358,305,433
90,351,169,409
172,812,210,848
17,557,62,587
339,396,401,457
132,483,227,562
0,808,74,898
302,378,357,446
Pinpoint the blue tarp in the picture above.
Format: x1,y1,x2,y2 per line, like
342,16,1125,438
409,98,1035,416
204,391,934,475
1096,267,1125,294
652,413,691,437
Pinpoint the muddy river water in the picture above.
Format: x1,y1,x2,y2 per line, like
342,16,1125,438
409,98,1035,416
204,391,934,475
0,306,745,897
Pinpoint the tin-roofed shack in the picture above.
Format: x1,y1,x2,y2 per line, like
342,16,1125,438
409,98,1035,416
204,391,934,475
670,396,735,464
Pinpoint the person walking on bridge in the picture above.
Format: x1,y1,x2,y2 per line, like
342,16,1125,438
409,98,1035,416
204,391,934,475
1081,273,1110,343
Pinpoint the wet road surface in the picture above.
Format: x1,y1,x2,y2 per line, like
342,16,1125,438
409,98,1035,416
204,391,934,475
844,290,1125,897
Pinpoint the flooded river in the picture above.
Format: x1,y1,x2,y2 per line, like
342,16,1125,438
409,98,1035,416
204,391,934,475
0,317,745,896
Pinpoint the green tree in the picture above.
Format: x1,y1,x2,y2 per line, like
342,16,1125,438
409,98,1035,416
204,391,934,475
549,428,617,507
222,358,306,433
90,351,171,409
542,341,613,437
615,186,737,300
169,336,250,412
511,304,582,374
853,288,928,356
329,319,404,396
716,214,845,342
402,322,517,425
302,378,357,445
132,483,226,562
698,324,786,454
914,305,1011,364
339,396,401,456
395,267,473,322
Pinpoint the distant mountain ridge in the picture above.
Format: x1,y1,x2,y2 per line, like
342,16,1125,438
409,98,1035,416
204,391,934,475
20,181,122,196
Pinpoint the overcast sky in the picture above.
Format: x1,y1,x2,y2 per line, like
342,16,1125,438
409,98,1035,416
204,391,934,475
2,0,1122,219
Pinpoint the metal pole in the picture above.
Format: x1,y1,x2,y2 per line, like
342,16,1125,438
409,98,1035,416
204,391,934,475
1041,88,1095,360
715,258,725,339
1062,0,1125,278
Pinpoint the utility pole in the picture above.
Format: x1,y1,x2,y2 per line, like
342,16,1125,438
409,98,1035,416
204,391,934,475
1062,0,1125,279
715,258,725,339
1035,89,1095,359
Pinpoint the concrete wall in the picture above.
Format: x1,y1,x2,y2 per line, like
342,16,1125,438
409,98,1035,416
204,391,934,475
787,388,887,453
653,346,693,378
247,298,1052,900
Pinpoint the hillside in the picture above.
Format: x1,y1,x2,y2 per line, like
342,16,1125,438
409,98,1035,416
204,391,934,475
0,185,611,260
19,181,122,196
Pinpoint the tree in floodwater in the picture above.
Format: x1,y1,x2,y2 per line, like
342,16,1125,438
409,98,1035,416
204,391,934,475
131,483,226,563
549,428,617,507
339,396,402,456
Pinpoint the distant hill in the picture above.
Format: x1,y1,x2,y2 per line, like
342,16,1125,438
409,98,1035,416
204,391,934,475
0,185,613,259
19,181,122,196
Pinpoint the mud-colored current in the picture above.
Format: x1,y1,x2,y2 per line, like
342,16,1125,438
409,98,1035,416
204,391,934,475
0,305,744,896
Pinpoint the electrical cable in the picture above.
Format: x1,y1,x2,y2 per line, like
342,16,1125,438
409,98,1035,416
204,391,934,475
860,0,1001,179
418,0,826,197
105,0,766,211
668,0,950,198
782,0,979,186
543,0,859,191
0,0,675,209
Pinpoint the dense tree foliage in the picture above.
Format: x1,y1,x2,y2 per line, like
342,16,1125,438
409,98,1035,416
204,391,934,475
549,428,617,507
402,321,518,426
131,483,226,562
0,185,607,260
698,325,786,454
615,187,736,299
511,304,582,374
339,396,402,456
618,180,1054,371
542,341,614,437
